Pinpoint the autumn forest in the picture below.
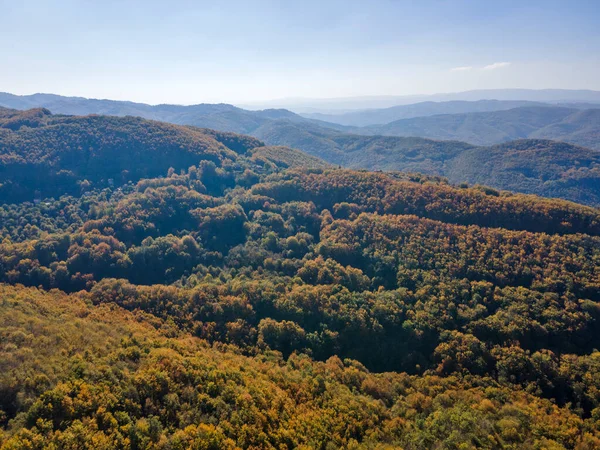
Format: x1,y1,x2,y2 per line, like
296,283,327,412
1,107,600,449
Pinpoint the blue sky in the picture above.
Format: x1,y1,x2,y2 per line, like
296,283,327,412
1,0,599,104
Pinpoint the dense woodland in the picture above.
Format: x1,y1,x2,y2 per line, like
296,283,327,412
2,96,600,207
1,109,600,448
251,126,600,207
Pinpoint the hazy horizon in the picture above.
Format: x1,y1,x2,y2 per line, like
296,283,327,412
2,0,600,105
0,89,600,114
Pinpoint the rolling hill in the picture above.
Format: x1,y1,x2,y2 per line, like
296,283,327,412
0,107,245,202
530,108,600,150
2,109,600,447
242,88,600,113
0,107,330,203
249,115,600,206
447,139,600,205
303,99,549,126
252,119,475,172
0,91,350,136
367,106,600,149
250,145,331,169
2,107,600,206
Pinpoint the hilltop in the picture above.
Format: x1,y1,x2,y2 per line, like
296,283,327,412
0,107,331,204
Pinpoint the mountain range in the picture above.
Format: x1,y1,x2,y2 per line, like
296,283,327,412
3,91,599,149
242,88,600,113
303,100,599,127
251,120,600,206
1,92,599,206
364,106,600,149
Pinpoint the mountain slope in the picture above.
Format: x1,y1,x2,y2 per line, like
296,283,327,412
303,99,549,126
530,108,600,149
0,108,245,202
0,92,349,136
0,108,330,204
250,145,331,169
252,118,476,173
447,139,600,205
368,106,600,149
2,112,600,446
4,94,600,205
3,283,598,448
3,107,600,206
250,115,600,206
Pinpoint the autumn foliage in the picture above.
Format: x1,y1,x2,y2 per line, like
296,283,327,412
2,111,600,448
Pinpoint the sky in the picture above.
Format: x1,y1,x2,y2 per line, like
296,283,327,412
1,0,599,104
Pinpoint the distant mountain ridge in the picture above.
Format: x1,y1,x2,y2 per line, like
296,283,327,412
0,91,351,135
242,88,600,113
302,100,551,126
2,93,600,206
3,92,599,151
365,106,600,150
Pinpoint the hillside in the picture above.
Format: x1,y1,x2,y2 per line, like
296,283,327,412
2,156,600,447
0,108,249,202
251,117,600,206
368,106,600,149
303,99,548,126
250,145,331,169
243,88,600,112
252,116,478,171
447,140,600,204
0,92,349,136
2,110,600,446
3,95,600,207
2,108,600,207
3,285,599,448
530,108,600,149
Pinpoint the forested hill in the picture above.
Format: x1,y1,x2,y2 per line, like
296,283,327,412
3,107,600,207
367,105,600,150
303,99,550,126
2,108,600,447
447,139,600,206
252,118,600,206
3,98,600,206
0,107,314,203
